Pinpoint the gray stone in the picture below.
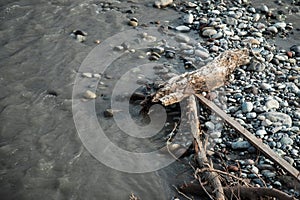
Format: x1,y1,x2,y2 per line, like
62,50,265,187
249,165,259,174
261,83,272,90
261,112,292,128
212,31,223,39
274,22,286,29
232,141,251,150
242,102,254,113
210,131,221,139
154,0,173,8
205,121,215,130
246,112,257,119
294,109,300,119
260,4,269,13
247,59,265,72
183,13,194,24
256,129,267,137
195,49,210,59
262,170,276,178
273,181,282,187
290,45,300,56
267,26,278,34
175,34,190,43
202,29,217,37
284,156,294,165
280,136,293,145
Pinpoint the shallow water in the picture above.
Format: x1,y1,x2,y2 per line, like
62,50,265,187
0,0,183,199
0,0,299,199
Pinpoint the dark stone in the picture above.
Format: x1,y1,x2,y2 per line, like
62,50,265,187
290,45,300,56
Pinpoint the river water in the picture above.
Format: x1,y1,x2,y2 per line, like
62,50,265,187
0,0,299,200
0,0,188,199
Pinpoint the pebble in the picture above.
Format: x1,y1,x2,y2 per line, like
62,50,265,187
82,72,93,78
175,25,190,32
165,50,175,59
205,121,215,130
249,165,259,174
274,22,286,29
183,13,194,24
247,59,265,72
104,109,114,117
280,136,293,145
227,165,239,172
128,18,138,27
290,45,300,57
231,141,251,150
210,131,221,139
262,112,292,128
265,99,280,110
246,112,257,119
154,0,173,8
71,30,87,42
256,129,267,137
195,49,210,60
267,26,278,34
84,90,97,99
242,102,253,113
273,181,282,187
175,34,190,43
202,29,217,37
261,83,272,90
262,170,276,178
260,5,269,13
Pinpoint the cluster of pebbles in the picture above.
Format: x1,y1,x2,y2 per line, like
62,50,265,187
80,0,299,196
153,0,300,195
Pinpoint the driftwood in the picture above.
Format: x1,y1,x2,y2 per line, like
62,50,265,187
180,183,296,200
186,95,224,200
149,49,298,199
195,93,300,182
152,49,250,106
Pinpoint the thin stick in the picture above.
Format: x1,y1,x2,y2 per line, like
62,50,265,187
172,185,193,200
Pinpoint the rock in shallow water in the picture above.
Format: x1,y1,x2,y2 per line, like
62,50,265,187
175,25,190,32
183,13,194,24
154,0,173,8
84,90,97,99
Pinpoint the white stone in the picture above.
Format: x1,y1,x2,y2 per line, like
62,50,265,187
82,72,93,78
175,25,190,32
175,34,190,43
84,90,97,99
195,49,210,59
183,13,194,24
154,0,173,8
202,28,217,37
265,99,279,110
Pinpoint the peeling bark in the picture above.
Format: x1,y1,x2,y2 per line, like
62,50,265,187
152,49,249,106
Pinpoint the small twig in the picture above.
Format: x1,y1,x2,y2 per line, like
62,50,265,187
197,175,215,200
172,185,193,200
197,168,250,187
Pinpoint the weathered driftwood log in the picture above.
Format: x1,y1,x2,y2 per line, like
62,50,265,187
179,183,296,200
186,95,224,200
152,49,249,106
